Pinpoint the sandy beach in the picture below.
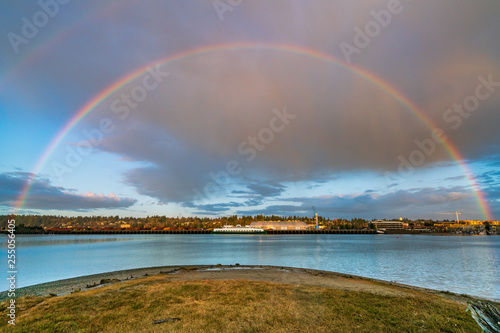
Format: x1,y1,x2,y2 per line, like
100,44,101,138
2,265,495,332
1,265,488,305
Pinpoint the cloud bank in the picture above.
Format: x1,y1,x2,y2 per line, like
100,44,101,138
0,172,137,210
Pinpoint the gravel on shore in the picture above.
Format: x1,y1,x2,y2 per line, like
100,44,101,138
0,265,493,305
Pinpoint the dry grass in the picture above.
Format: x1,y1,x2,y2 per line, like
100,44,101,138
0,275,481,332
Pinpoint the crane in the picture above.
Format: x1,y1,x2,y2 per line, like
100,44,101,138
312,206,319,229
436,211,463,223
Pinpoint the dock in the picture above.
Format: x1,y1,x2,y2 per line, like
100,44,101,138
6,229,376,235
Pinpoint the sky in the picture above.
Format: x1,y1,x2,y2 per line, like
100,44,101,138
1,0,499,220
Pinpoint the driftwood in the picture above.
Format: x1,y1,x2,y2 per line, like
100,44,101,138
86,279,120,288
466,301,500,333
160,268,181,274
152,318,181,324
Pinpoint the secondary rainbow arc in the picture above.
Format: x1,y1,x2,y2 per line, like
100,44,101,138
12,42,492,220
0,1,127,89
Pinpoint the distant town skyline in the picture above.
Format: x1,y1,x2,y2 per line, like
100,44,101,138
1,1,499,220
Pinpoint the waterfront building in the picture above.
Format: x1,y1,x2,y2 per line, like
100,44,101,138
212,225,266,234
250,221,310,230
371,220,407,230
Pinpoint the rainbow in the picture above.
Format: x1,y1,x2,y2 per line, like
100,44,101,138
12,42,492,220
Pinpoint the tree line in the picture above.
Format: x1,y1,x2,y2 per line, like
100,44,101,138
0,214,373,230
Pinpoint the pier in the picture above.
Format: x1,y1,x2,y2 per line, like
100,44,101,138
6,229,376,235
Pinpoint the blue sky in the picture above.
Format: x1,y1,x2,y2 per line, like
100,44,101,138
1,0,499,220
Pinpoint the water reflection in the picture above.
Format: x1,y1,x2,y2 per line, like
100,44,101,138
0,234,498,301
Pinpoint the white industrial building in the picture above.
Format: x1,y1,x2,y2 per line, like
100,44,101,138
250,221,310,230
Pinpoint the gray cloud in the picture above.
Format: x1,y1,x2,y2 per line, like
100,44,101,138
2,1,499,215
188,185,483,219
190,201,241,215
236,186,478,219
91,43,499,203
245,182,286,197
477,169,500,219
477,168,500,185
0,172,136,210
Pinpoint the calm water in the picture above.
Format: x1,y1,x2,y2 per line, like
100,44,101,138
1,234,499,301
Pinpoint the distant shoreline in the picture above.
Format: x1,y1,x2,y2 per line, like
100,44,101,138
4,229,374,235
3,230,496,236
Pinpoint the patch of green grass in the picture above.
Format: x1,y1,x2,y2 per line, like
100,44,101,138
0,275,482,333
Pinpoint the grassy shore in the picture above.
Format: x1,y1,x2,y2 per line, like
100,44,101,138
0,266,486,332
